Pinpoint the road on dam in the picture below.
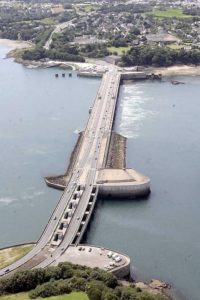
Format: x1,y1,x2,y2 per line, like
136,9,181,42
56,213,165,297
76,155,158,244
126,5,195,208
0,68,122,276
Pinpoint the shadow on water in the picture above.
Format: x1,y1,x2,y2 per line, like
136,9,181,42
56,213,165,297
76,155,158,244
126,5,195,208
82,194,149,244
83,194,187,300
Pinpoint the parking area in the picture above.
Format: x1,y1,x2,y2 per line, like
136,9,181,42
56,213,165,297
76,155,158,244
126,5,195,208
53,245,130,272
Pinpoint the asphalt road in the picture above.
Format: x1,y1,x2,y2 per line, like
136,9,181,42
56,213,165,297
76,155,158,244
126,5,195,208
44,18,76,50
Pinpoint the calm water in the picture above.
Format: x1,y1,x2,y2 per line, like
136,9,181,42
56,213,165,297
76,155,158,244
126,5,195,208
0,46,100,246
1,45,200,300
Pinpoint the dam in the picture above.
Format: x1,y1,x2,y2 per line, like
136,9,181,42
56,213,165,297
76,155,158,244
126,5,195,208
0,67,150,278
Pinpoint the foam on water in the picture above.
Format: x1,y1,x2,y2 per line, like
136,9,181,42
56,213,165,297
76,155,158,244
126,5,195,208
117,85,156,138
0,197,17,206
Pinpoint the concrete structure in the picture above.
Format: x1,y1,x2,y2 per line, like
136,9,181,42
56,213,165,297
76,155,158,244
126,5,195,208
0,68,150,278
53,245,130,278
97,168,150,198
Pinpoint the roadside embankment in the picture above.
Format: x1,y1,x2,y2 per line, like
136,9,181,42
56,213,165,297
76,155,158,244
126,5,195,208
0,243,34,269
106,132,126,169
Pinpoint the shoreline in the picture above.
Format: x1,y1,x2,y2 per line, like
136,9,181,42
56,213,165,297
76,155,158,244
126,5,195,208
1,38,200,76
0,243,171,299
15,57,200,77
147,65,200,76
0,38,32,50
14,56,200,77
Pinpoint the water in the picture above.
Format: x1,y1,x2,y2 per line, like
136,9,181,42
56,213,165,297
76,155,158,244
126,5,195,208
1,44,200,300
87,78,200,300
0,45,100,247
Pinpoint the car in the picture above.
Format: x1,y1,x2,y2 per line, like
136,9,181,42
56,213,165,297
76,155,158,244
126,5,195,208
4,269,9,274
77,217,80,220
107,251,113,258
53,216,57,220
114,256,122,262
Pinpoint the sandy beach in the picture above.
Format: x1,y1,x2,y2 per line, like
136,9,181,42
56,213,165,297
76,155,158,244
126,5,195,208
0,38,32,50
149,65,200,76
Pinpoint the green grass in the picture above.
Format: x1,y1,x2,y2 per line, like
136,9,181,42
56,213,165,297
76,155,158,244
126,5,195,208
74,4,97,13
108,46,131,55
0,292,88,300
167,43,184,49
38,17,56,25
0,245,34,269
146,9,192,18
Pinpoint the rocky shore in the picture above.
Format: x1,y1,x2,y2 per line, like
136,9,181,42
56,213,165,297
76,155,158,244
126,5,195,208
106,132,126,169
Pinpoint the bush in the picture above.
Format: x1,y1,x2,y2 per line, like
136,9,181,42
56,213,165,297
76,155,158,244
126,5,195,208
29,281,59,299
87,286,102,300
104,273,118,288
103,291,120,300
56,280,72,295
69,276,87,291
89,269,118,288
59,263,74,279
29,279,72,299
0,262,168,300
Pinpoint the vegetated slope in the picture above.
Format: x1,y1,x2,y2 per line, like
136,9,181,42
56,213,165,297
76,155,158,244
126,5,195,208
0,262,168,300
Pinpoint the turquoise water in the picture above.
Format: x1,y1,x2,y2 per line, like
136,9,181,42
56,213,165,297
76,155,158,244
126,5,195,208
1,45,200,299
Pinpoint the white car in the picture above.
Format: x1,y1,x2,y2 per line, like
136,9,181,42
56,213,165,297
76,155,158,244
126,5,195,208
112,253,118,259
107,251,113,258
114,256,122,263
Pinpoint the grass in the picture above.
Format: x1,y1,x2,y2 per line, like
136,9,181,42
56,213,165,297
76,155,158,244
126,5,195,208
146,9,192,18
74,4,97,13
107,46,131,55
17,17,56,25
38,17,56,25
0,292,88,300
167,43,184,49
0,245,34,269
